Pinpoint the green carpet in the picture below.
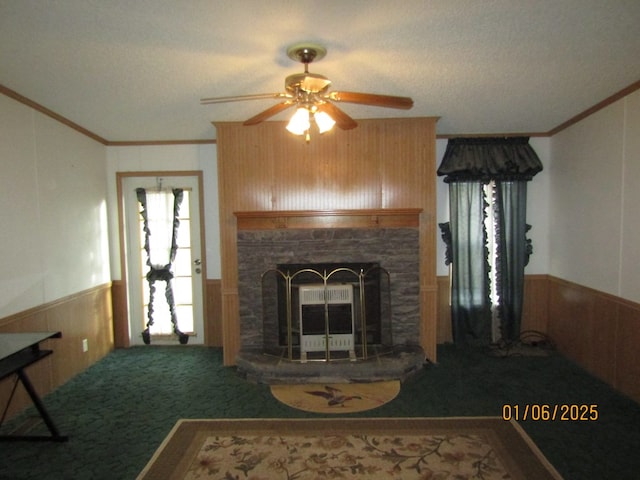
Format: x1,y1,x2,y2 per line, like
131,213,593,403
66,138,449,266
1,344,639,479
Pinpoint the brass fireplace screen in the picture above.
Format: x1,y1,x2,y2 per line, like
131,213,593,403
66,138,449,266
260,263,392,362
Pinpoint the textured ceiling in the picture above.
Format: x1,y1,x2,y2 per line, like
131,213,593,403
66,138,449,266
1,0,639,142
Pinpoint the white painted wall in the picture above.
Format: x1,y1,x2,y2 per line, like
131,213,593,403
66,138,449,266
549,89,640,303
435,139,450,277
621,91,640,302
105,144,221,280
435,137,552,276
0,95,109,318
5,82,636,319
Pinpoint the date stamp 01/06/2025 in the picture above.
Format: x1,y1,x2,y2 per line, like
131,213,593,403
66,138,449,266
502,404,599,422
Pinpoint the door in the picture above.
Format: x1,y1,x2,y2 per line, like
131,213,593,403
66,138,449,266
122,175,205,345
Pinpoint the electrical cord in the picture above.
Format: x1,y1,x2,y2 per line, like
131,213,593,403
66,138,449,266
486,330,556,358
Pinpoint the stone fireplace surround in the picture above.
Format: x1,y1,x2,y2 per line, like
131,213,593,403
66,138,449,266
234,209,427,383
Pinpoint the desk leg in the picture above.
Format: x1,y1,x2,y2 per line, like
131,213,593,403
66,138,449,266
0,370,68,442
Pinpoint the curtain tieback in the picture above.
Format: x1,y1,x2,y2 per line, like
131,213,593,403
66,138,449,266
146,265,173,282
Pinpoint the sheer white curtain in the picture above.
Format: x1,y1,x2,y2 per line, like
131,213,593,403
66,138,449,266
145,191,175,268
484,181,501,343
136,188,188,344
144,191,176,335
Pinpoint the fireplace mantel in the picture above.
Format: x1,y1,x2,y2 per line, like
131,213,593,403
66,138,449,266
234,209,422,231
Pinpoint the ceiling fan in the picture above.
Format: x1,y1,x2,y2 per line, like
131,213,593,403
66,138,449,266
200,42,414,140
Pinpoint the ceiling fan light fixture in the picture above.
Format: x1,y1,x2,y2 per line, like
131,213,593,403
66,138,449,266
314,110,336,134
286,107,311,135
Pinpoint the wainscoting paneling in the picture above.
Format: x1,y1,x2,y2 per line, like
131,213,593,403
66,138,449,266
436,275,452,344
0,283,114,419
205,279,222,347
111,280,129,348
616,304,640,403
548,276,640,404
548,278,592,363
520,274,549,334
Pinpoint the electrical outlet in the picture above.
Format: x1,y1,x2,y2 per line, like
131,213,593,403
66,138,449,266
82,338,89,353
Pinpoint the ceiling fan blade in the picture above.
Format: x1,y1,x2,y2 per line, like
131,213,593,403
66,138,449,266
327,91,414,110
200,93,287,105
318,102,358,130
243,101,295,126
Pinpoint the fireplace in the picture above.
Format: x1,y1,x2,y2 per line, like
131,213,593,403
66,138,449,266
234,209,426,382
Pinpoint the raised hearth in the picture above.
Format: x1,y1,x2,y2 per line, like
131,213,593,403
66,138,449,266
236,345,426,384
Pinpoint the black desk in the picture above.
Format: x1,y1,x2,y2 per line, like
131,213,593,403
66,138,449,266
0,332,68,442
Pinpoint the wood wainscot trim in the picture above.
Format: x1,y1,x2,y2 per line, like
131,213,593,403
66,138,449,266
205,279,223,347
234,209,423,231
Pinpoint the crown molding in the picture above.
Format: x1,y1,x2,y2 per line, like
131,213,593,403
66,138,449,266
4,79,640,145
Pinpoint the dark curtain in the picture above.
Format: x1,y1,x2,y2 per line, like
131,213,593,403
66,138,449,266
494,180,528,341
136,188,188,345
437,136,543,182
448,181,492,344
438,137,542,345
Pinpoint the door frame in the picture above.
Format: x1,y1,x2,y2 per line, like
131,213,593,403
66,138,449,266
115,171,207,347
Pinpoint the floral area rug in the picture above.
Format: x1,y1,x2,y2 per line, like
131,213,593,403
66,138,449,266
270,381,401,413
137,417,563,480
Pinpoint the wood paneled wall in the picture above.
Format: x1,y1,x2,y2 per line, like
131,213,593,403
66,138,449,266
205,279,223,347
521,274,550,334
547,276,640,403
0,283,114,419
436,275,452,344
215,118,438,365
111,280,129,347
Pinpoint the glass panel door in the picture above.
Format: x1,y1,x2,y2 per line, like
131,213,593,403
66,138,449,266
123,175,205,345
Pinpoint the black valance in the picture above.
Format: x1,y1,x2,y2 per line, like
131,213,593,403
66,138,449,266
437,137,543,182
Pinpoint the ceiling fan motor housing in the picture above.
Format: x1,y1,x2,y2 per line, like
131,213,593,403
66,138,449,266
285,72,331,94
